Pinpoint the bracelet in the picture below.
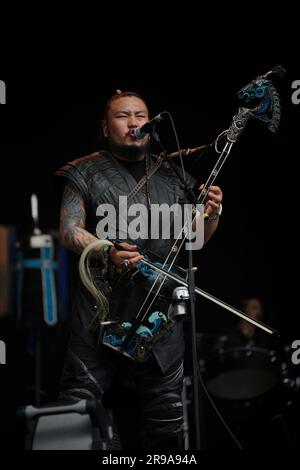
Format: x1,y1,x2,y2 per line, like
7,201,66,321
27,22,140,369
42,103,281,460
205,203,222,222
99,244,112,265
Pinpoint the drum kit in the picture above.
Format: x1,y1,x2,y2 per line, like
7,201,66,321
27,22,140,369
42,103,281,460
197,332,300,426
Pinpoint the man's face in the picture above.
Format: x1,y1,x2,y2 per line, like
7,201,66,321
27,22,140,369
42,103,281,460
245,299,263,319
102,96,150,158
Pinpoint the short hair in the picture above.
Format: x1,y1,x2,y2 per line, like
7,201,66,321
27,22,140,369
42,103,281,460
103,90,149,120
100,90,149,146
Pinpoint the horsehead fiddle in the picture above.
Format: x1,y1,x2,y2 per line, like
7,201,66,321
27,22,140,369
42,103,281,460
79,65,286,362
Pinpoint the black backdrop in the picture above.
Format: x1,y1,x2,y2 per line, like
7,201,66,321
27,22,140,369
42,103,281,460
0,10,299,449
1,61,298,334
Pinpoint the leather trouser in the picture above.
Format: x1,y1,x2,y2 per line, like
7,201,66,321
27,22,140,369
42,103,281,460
59,335,184,450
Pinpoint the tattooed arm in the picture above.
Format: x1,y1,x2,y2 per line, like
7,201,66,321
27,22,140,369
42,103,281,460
59,182,102,258
59,182,143,267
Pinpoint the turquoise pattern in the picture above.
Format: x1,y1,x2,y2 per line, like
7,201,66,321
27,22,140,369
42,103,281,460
102,311,168,359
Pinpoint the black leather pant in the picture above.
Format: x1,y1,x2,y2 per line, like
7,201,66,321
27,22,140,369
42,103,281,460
59,335,184,450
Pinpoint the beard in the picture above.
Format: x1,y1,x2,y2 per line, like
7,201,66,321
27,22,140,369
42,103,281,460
109,141,150,161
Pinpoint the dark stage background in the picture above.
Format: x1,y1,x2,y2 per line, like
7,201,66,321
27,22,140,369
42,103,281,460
0,12,299,449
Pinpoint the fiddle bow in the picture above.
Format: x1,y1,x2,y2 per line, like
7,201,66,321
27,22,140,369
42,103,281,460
79,65,285,361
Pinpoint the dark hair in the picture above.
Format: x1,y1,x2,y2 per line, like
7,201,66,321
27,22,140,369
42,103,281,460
103,90,149,120
99,90,149,146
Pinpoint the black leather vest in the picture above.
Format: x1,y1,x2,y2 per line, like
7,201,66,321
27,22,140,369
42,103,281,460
55,150,197,372
55,150,196,258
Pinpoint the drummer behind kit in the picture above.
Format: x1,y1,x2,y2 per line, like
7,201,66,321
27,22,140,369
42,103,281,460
78,66,288,366
42,64,297,448
76,67,293,448
198,299,300,435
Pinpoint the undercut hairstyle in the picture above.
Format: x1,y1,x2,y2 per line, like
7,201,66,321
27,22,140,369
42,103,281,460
103,90,149,120
99,90,150,146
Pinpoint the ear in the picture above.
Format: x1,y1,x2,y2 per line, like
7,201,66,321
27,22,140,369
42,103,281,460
102,120,108,138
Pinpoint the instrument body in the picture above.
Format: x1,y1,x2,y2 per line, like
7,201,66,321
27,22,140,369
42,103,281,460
79,66,283,362
101,254,187,362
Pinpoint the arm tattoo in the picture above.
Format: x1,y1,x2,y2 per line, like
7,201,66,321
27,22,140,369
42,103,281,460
60,182,101,257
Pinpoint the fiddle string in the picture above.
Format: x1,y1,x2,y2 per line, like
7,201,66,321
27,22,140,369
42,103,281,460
135,139,233,324
136,140,232,322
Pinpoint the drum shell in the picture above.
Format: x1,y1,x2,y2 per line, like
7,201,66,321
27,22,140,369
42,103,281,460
200,346,285,419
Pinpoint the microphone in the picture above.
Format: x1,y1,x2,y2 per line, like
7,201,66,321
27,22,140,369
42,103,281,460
130,111,167,139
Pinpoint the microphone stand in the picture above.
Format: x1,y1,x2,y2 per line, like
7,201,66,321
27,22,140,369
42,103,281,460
132,69,283,446
150,129,202,450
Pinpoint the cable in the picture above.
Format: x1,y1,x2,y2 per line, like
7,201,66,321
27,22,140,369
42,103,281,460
196,361,243,450
164,111,187,180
